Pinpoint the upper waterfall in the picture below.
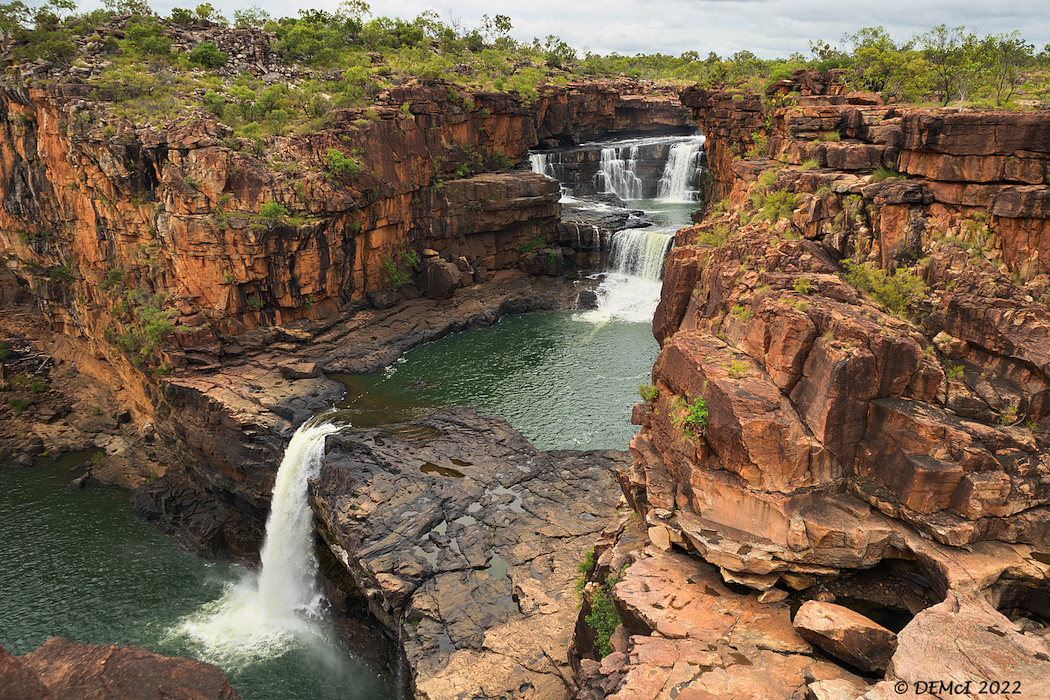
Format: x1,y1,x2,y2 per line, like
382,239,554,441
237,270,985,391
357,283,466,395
657,137,705,202
531,134,705,323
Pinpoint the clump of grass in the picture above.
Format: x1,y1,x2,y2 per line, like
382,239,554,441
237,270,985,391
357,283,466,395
638,384,659,402
871,166,905,183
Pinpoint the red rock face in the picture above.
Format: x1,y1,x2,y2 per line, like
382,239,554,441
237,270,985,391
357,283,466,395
627,88,1050,593
15,638,242,700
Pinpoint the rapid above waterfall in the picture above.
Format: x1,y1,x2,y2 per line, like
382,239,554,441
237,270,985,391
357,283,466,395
170,416,345,667
532,134,704,322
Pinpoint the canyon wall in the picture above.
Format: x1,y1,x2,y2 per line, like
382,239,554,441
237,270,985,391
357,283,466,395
580,83,1050,699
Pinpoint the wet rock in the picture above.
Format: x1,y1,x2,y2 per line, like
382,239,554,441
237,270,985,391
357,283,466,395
311,407,630,699
67,472,91,490
792,601,898,674
17,637,242,700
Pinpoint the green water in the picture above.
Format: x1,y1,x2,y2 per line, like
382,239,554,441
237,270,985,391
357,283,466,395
335,310,661,451
0,452,397,700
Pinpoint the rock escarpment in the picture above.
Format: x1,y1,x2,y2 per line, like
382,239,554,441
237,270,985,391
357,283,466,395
0,28,690,548
582,87,1050,698
310,407,630,699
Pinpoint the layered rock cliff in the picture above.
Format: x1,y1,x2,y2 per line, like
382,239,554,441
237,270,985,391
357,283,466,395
585,85,1050,698
0,19,693,537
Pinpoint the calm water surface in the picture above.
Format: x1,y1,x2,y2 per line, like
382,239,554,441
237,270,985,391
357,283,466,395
335,310,661,451
0,451,396,700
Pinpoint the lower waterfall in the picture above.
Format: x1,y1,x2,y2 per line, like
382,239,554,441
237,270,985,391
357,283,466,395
168,415,344,667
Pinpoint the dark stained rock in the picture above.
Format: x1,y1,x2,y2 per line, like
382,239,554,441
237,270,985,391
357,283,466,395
17,638,242,700
311,407,630,699
421,260,461,299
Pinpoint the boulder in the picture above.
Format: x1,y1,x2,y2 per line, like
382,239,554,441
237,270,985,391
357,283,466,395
792,601,897,674
421,261,461,299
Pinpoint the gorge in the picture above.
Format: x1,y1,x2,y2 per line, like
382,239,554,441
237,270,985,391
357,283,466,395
3,15,1050,700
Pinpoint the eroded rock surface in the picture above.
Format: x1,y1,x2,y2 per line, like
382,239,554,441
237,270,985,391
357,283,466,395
13,637,242,700
573,519,869,700
310,407,630,699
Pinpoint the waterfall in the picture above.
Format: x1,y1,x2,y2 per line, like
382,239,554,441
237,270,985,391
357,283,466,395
168,415,344,667
531,135,704,324
608,229,676,280
656,138,704,202
595,145,644,200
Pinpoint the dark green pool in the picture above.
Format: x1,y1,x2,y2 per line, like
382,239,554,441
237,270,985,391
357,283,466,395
0,451,397,700
335,310,661,451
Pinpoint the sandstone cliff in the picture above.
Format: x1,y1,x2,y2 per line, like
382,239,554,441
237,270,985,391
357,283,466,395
577,86,1050,698
0,21,692,534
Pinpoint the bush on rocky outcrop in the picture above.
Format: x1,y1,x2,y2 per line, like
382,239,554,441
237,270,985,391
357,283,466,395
841,260,927,317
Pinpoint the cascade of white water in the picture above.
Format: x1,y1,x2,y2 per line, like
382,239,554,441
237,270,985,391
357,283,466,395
608,229,676,280
529,152,554,179
168,415,344,667
595,145,644,200
656,138,704,202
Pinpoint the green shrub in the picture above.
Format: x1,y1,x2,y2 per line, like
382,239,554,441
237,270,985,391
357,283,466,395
752,190,799,222
698,224,730,247
260,200,290,224
728,360,750,378
841,261,927,316
187,41,227,68
946,364,965,381
381,248,420,290
871,166,904,183
672,396,709,439
326,148,363,176
0,341,10,360
793,277,813,294
731,303,754,321
799,159,820,172
7,398,31,415
518,236,544,254
247,296,264,311
586,586,621,658
638,384,659,402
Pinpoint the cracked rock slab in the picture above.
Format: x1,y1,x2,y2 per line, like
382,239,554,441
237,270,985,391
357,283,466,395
310,407,629,699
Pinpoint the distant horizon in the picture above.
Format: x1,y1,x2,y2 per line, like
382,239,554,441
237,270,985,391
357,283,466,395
71,0,1050,61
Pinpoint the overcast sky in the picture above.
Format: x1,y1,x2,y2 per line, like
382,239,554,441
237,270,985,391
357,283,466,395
128,0,1050,60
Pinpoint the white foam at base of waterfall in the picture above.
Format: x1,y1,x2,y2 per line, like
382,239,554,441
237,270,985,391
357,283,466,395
166,416,344,669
